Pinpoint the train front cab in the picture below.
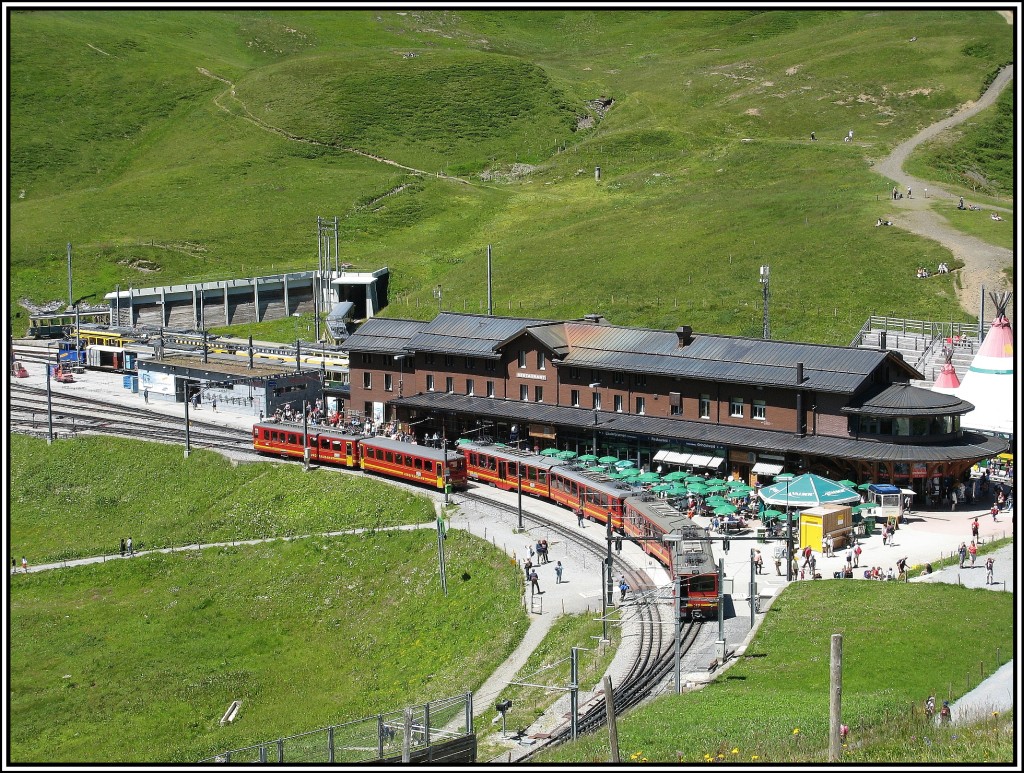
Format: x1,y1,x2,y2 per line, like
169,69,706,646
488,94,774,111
681,571,719,621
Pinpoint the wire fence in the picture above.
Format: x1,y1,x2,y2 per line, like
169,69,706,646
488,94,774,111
198,692,473,764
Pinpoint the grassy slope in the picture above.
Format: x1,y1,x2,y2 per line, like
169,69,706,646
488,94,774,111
9,533,528,762
9,434,435,563
535,580,1014,763
8,10,1012,343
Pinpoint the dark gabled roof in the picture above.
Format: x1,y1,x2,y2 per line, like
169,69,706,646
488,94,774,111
843,383,976,416
559,322,918,394
342,317,429,355
405,312,551,358
394,392,1008,463
522,323,569,358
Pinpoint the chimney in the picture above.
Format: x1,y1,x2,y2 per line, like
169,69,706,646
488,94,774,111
676,325,693,347
879,330,887,350
795,362,805,437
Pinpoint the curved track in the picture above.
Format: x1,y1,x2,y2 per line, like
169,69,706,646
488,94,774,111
9,378,701,751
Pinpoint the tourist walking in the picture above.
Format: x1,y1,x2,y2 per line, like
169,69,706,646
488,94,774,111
985,556,995,585
21,556,28,574
971,518,979,541
529,569,541,595
619,577,630,601
120,538,126,557
958,542,968,568
968,540,977,566
853,543,862,568
555,561,563,584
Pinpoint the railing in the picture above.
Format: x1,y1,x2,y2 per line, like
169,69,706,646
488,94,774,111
199,692,473,764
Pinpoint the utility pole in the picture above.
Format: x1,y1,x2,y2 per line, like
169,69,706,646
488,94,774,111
486,244,493,316
569,647,579,740
829,634,844,762
46,359,54,444
759,264,770,340
716,557,726,661
67,242,73,306
749,548,757,627
183,385,191,458
437,512,448,596
516,462,524,532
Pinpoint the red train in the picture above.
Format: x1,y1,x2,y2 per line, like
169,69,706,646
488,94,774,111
459,440,719,618
252,422,467,491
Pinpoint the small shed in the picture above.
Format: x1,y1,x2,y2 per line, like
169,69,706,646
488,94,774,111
800,504,853,552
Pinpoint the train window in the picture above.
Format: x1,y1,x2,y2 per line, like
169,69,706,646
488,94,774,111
345,442,353,454
690,576,716,593
488,456,497,471
376,448,384,460
571,481,579,498
287,434,297,445
405,456,412,466
333,440,342,451
415,458,423,470
385,452,393,463
424,461,433,473
263,429,270,439
321,438,330,449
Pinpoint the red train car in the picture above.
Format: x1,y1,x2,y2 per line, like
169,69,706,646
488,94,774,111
253,423,362,468
549,466,628,530
359,436,467,491
624,494,719,620
460,441,561,498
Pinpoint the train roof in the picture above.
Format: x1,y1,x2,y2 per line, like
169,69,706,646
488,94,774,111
255,422,362,441
360,435,463,463
553,464,638,497
624,494,707,539
456,440,565,471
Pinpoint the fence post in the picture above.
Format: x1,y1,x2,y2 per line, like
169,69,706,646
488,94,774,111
402,708,413,763
277,739,284,763
377,714,385,759
327,725,335,763
424,701,431,747
466,691,473,735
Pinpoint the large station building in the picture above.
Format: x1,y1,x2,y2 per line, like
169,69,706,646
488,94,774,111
343,312,1007,499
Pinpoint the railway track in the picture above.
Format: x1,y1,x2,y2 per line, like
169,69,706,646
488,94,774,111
459,488,701,756
9,377,700,753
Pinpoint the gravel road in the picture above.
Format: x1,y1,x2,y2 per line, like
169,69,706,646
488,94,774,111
872,64,1014,318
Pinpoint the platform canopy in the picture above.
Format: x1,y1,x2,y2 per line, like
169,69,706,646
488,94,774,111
757,473,860,508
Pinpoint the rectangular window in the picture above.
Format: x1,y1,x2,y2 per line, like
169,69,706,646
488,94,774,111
486,380,495,398
537,352,546,370
592,392,602,410
518,350,527,369
670,391,682,416
445,376,454,393
636,396,646,415
426,374,435,391
613,372,624,385
424,353,435,366
614,394,623,413
466,379,475,396
362,372,372,389
385,451,393,463
753,400,766,421
485,359,496,373
534,385,543,402
520,384,529,401
571,389,580,407
466,357,476,370
634,373,647,388
590,369,600,383
570,367,581,380
445,355,454,367
730,397,744,418
699,394,711,419
384,373,393,392
365,402,372,419
415,458,423,470
360,353,371,365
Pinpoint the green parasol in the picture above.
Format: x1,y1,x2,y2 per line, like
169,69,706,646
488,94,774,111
838,479,857,489
556,450,578,460
713,503,739,515
540,448,561,456
599,456,619,464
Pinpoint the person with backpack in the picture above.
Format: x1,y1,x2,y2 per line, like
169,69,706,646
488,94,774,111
940,701,952,724
802,545,813,569
853,543,862,568
619,577,630,601
958,542,968,568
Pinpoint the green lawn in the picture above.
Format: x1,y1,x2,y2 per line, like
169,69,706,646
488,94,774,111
534,580,1013,763
9,434,435,564
9,532,528,763
8,10,1013,343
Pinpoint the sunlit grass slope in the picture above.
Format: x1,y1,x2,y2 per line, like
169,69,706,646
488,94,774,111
8,9,1012,342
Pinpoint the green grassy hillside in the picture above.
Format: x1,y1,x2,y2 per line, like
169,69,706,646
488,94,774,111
8,9,1013,343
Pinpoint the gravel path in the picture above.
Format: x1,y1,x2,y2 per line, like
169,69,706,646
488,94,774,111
872,64,1014,317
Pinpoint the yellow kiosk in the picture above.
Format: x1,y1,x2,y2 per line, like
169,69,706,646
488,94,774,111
800,504,853,552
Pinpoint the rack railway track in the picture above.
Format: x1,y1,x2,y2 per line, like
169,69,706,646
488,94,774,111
9,378,703,753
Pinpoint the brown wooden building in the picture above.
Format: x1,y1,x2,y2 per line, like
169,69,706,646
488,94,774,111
344,313,1007,497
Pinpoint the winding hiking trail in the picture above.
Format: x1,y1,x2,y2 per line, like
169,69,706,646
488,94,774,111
196,67,471,185
873,64,1014,317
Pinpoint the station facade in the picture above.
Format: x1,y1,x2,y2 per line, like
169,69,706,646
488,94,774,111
343,312,1007,498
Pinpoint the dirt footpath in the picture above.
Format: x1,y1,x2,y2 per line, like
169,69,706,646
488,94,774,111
872,64,1014,317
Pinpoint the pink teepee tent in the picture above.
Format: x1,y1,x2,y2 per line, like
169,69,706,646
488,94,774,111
930,346,961,394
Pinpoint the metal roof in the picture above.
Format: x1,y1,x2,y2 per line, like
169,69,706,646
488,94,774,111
342,317,429,355
405,313,552,358
394,392,1007,463
843,383,976,416
559,322,912,394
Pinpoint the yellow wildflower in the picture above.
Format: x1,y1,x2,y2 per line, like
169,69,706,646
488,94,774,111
792,728,800,735
731,748,739,754
751,755,760,761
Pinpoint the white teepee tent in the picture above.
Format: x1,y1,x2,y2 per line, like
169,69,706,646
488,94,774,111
954,292,1014,438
